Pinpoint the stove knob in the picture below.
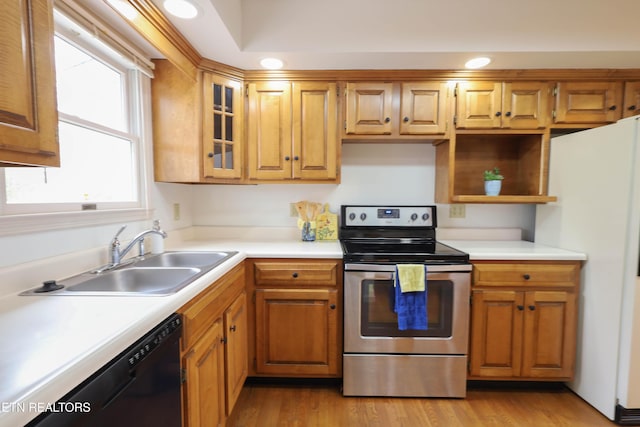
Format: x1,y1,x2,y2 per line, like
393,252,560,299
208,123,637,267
422,213,430,221
360,213,367,221
348,212,356,221
410,213,418,221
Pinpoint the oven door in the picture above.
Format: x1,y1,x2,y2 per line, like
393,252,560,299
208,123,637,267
344,263,471,355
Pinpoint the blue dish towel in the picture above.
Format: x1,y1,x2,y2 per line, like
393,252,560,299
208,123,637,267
393,265,428,330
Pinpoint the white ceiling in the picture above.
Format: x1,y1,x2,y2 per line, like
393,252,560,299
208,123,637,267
96,0,640,70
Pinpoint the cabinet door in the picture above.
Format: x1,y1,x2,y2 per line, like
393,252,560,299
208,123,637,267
247,81,292,180
623,81,640,118
292,82,338,180
255,288,339,376
399,82,448,134
455,82,502,128
469,290,524,377
345,82,393,134
520,290,577,379
202,73,242,179
224,292,248,416
502,82,549,129
0,0,59,166
183,318,226,427
554,81,623,124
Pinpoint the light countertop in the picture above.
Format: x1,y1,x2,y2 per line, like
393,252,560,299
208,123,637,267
441,239,587,261
0,226,585,426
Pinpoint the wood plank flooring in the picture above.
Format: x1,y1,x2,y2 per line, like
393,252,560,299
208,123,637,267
227,380,616,427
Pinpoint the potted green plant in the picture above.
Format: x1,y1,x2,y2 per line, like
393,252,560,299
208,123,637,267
483,167,504,196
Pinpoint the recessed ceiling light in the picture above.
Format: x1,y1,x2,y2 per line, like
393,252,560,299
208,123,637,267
260,58,284,70
465,57,491,69
163,0,199,19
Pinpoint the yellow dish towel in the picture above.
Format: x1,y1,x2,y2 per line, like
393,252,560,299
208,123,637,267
396,264,425,293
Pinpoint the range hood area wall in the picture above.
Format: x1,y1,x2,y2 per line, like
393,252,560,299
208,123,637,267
191,143,536,236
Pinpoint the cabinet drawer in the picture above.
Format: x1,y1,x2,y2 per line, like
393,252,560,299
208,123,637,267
473,262,579,287
254,260,339,287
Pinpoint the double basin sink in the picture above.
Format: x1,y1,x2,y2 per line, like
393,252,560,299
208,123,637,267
22,251,238,296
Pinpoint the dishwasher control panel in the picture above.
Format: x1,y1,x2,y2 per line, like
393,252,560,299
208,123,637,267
127,314,182,368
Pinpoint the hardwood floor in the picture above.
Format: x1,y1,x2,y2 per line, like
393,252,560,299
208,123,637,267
227,380,616,427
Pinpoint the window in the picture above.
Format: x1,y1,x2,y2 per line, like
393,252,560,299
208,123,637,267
0,6,152,231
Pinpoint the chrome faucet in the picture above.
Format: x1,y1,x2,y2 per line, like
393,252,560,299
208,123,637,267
109,223,167,267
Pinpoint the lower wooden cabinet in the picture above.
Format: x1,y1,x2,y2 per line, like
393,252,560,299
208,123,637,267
469,261,580,381
246,259,343,377
223,291,248,414
179,264,248,426
183,318,226,427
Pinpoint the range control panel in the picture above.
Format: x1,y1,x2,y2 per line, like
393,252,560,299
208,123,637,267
342,205,436,227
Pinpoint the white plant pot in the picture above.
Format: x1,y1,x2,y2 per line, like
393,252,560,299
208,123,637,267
484,180,502,196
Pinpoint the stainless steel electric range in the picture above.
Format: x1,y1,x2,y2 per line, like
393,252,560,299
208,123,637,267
340,205,471,398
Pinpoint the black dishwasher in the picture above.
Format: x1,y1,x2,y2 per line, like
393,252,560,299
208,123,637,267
27,313,183,427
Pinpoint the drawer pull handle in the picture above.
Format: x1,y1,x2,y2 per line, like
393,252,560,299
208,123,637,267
292,272,299,278
330,304,336,310
528,305,536,311
517,305,524,311
523,274,531,280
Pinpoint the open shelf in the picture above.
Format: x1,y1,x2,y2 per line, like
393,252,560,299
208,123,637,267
435,132,556,204
452,195,557,204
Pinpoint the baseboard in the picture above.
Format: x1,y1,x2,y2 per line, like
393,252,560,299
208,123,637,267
615,404,640,425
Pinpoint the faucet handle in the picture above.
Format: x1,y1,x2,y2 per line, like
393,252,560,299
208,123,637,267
114,224,127,238
111,225,127,243
109,225,127,265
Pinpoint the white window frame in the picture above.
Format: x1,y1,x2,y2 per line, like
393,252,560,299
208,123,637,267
0,5,153,236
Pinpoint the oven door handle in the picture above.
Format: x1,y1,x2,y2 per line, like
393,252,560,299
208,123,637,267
344,263,472,273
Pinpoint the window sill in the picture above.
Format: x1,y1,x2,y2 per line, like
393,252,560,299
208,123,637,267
0,208,152,236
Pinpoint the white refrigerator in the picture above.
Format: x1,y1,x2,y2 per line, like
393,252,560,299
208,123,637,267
535,116,640,422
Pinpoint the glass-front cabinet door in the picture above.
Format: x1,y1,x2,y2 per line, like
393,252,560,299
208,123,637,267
202,73,243,180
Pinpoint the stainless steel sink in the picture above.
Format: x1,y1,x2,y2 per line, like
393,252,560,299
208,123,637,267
133,251,233,269
66,267,201,295
21,251,238,296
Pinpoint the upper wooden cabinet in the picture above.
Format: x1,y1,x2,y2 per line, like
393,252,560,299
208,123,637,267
553,81,623,125
623,81,640,118
345,82,393,135
0,0,59,167
455,82,550,129
152,60,244,183
344,82,449,139
202,73,243,180
247,81,339,182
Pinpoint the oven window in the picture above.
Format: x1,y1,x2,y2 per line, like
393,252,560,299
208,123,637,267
360,279,453,337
